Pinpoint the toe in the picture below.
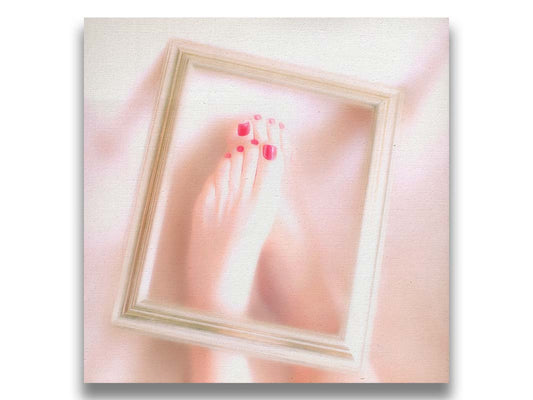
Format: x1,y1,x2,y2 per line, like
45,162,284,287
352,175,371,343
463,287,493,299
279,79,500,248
267,118,281,147
214,158,231,219
229,149,244,205
204,181,216,219
237,120,252,137
252,114,268,143
262,143,279,162
253,142,283,200
195,178,216,226
239,141,260,200
277,121,289,160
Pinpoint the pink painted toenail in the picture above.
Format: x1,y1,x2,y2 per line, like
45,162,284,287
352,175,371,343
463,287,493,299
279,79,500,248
237,145,244,152
238,121,250,136
279,122,285,129
224,152,231,158
254,114,262,120
251,139,259,145
268,118,275,124
262,144,277,161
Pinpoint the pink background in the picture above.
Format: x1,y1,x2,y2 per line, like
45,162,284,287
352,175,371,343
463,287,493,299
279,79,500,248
84,18,448,382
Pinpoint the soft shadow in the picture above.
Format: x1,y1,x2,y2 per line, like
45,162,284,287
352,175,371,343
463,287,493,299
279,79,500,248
84,382,450,397
78,24,85,387
449,22,455,389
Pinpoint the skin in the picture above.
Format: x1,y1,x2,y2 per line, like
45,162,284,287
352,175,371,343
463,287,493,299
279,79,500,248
186,115,288,382
186,116,285,316
184,115,375,382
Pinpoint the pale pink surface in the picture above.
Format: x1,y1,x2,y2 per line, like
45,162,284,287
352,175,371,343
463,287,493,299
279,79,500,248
84,19,448,382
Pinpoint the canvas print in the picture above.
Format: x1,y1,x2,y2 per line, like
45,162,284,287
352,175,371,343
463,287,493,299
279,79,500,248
84,18,449,383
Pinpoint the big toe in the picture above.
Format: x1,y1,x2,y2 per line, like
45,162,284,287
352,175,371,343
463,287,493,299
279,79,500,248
253,141,283,203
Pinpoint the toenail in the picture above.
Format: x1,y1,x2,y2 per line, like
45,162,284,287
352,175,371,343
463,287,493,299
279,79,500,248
251,139,259,145
238,121,250,136
268,118,275,124
254,114,262,120
237,145,244,152
224,152,231,158
262,144,277,161
279,122,285,129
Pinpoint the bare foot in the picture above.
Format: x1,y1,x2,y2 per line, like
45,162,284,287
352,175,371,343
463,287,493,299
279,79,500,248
186,115,285,316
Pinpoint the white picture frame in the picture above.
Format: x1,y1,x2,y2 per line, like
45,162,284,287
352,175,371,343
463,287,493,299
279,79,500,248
112,39,401,372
